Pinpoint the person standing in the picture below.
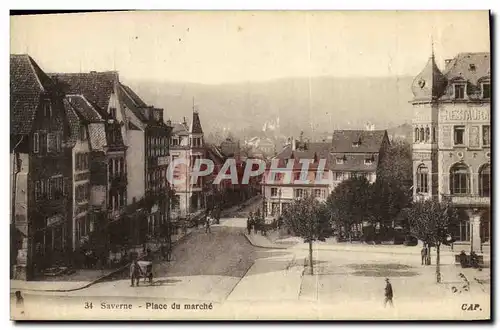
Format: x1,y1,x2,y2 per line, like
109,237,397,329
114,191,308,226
384,278,394,307
205,216,211,234
130,258,142,287
421,245,428,265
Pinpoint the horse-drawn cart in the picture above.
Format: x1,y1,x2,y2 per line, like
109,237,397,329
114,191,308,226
137,260,153,284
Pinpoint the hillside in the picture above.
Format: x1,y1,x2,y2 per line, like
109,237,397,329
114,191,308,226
124,75,415,139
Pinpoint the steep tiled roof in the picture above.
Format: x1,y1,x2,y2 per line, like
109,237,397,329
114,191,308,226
88,123,107,151
50,71,118,111
172,122,189,136
11,54,56,135
66,95,104,122
190,111,203,134
117,84,147,122
63,98,82,142
275,142,331,170
329,130,387,153
11,54,54,94
444,52,490,84
120,84,148,107
411,55,447,102
11,94,40,136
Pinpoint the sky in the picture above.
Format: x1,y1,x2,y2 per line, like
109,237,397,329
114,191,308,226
10,11,490,85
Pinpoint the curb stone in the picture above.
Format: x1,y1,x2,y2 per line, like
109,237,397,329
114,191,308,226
243,233,289,250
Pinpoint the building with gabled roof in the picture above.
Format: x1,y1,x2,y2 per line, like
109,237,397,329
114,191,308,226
411,51,490,254
262,130,389,218
11,55,72,280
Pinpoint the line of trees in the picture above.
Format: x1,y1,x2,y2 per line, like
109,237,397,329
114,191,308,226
280,141,459,281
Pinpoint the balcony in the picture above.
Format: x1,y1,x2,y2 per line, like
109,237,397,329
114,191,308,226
442,194,490,207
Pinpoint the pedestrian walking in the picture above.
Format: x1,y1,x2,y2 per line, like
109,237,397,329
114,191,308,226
384,278,394,307
247,212,253,235
205,216,211,233
15,291,24,315
421,245,428,265
130,258,143,287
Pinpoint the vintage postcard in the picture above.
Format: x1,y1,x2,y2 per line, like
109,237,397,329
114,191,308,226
10,10,491,320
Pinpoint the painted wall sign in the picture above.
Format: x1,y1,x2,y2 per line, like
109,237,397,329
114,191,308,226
440,108,490,122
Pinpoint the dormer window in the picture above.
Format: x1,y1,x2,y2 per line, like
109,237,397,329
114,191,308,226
481,82,490,99
336,157,345,165
352,142,361,148
110,107,117,118
79,126,87,141
364,158,373,165
453,83,466,99
469,64,476,71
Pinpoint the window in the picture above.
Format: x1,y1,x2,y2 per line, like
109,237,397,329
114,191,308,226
482,125,490,146
119,158,124,175
43,102,51,117
321,189,326,199
364,158,373,165
33,133,39,153
271,188,278,197
419,128,425,142
482,83,491,99
314,189,321,198
108,160,113,177
479,164,490,197
432,127,436,143
110,107,117,118
35,181,42,200
450,163,469,195
79,126,87,141
425,127,430,142
47,133,55,153
49,176,64,199
294,189,304,198
39,132,47,153
55,132,62,152
453,126,465,145
336,157,344,164
453,84,466,99
414,128,419,142
334,172,343,181
416,165,429,194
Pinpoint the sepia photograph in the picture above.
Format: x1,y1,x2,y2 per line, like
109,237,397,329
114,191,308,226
9,10,491,320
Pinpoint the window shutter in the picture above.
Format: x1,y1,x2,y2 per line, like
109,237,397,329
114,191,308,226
47,133,55,153
33,133,39,153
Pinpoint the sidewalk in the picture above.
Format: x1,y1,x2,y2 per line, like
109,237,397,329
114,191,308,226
10,226,198,293
244,231,479,259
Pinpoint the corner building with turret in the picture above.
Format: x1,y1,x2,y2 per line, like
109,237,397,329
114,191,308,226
411,51,490,254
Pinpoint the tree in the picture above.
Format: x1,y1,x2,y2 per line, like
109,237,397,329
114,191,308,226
374,140,413,227
327,176,372,242
407,199,457,283
282,194,330,275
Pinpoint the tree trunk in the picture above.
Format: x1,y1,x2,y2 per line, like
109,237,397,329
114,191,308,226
436,243,441,283
426,243,432,265
309,240,313,275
